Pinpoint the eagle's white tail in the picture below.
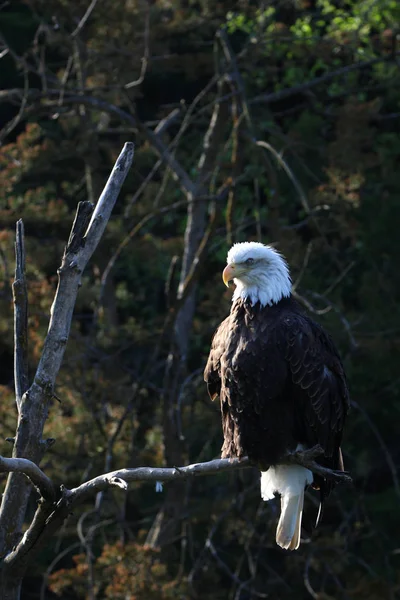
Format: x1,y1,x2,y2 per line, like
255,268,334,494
261,465,313,551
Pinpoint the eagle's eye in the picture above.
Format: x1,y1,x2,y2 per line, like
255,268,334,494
245,257,254,265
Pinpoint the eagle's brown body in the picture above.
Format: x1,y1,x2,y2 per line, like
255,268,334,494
204,295,350,500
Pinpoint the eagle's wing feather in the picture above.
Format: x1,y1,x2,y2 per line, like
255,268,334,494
283,314,349,452
204,316,230,402
282,312,350,505
205,308,290,463
204,304,349,500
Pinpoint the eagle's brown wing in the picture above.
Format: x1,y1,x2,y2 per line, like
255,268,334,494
204,304,350,518
282,313,350,511
204,315,231,402
282,314,349,454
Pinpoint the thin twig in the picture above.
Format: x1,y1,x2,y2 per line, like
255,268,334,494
71,0,99,38
292,241,313,292
250,52,400,106
352,400,400,500
154,108,182,135
13,220,29,412
0,89,195,197
292,290,332,316
124,3,150,89
0,47,30,142
322,260,356,296
256,139,311,215
309,291,358,350
304,553,319,599
40,542,81,600
207,539,268,598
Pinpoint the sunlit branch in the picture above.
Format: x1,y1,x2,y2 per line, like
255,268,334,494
12,220,29,413
0,456,55,502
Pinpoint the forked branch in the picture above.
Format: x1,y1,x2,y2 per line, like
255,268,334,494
70,445,351,505
0,447,350,512
0,445,351,578
0,142,135,574
0,457,55,502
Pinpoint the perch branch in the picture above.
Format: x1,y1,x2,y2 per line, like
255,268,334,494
1,457,252,572
2,448,351,577
0,456,55,502
69,457,251,506
283,445,352,484
12,220,29,412
70,446,351,508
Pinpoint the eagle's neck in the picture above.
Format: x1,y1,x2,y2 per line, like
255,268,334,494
232,271,291,308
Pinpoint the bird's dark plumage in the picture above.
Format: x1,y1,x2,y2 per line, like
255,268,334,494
205,241,350,549
204,295,349,516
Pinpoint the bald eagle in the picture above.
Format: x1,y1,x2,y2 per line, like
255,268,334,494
204,242,349,550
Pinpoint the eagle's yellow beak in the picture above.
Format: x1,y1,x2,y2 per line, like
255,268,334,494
222,264,236,288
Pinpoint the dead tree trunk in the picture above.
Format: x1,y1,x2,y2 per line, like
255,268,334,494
0,143,134,600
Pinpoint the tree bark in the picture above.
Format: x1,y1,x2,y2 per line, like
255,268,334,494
0,143,134,599
0,577,21,600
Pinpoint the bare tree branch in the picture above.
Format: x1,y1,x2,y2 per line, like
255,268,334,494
322,260,357,296
0,448,351,512
0,89,195,197
0,142,134,561
35,143,134,389
0,456,55,502
149,71,234,545
309,291,358,350
124,2,150,89
40,542,81,600
351,401,400,500
71,0,99,38
12,220,29,413
292,290,332,316
0,444,351,590
70,457,251,506
250,52,400,106
292,241,313,293
154,107,182,136
283,445,352,485
206,539,268,599
256,139,311,215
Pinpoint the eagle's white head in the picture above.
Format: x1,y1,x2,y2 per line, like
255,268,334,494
223,241,291,307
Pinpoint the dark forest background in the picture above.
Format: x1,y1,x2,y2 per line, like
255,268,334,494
1,0,400,598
